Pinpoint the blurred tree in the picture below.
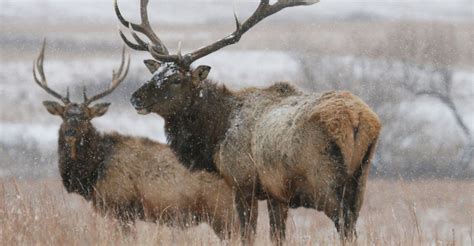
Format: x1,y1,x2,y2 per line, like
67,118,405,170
388,22,473,174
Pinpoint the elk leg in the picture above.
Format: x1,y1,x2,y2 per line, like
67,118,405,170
235,192,258,245
208,212,233,241
114,201,144,237
350,143,376,224
114,210,137,237
326,184,357,243
332,169,366,241
331,141,377,242
267,197,289,245
341,142,377,241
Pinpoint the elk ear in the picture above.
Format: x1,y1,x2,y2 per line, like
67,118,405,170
192,65,211,82
89,102,111,118
43,101,64,116
144,59,161,74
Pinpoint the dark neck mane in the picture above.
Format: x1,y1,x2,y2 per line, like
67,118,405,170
165,81,238,173
58,126,116,200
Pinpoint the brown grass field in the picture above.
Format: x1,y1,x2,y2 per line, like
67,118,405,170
0,178,472,245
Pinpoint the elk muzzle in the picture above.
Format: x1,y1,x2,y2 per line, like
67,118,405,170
64,129,78,160
130,86,152,115
64,137,77,160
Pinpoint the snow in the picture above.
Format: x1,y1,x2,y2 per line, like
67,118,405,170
0,50,299,153
0,122,58,150
1,51,472,159
152,62,180,87
196,50,300,89
0,0,472,178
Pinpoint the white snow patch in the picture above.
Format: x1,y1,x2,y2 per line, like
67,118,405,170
0,122,58,150
195,50,300,89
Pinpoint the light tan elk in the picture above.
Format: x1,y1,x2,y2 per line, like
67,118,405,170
34,41,236,239
115,0,381,244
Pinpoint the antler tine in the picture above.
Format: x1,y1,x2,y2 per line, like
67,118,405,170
147,44,181,63
185,0,319,65
84,46,130,105
83,86,88,102
114,0,143,33
233,9,241,30
114,46,129,82
125,23,179,63
177,41,183,60
33,39,70,104
118,27,147,51
114,0,171,57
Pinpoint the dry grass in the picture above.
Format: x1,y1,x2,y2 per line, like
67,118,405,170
0,178,472,245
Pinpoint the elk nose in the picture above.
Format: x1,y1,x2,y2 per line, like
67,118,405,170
64,129,77,137
130,95,143,108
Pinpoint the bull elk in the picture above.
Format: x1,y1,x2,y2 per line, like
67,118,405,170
34,40,236,239
115,0,381,244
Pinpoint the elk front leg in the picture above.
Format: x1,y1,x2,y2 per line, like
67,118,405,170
114,201,143,237
235,192,258,245
267,197,289,245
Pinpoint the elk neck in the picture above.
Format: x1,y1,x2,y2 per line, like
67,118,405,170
57,123,116,200
164,81,240,173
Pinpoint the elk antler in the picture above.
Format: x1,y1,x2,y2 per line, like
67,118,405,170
33,39,71,104
187,0,319,64
115,0,319,68
83,46,130,105
114,0,182,63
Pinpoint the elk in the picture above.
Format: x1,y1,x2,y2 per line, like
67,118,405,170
115,0,381,244
34,41,236,239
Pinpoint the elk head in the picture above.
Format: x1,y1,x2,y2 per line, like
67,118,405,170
34,40,130,160
115,0,319,117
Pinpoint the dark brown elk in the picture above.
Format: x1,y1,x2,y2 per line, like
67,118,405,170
115,0,381,244
34,41,236,239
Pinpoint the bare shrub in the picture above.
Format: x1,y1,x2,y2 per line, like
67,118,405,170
386,22,473,176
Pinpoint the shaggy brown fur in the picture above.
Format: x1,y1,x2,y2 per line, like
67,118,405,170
216,88,381,242
164,82,238,173
131,69,381,244
34,41,237,239
44,102,236,240
117,0,377,243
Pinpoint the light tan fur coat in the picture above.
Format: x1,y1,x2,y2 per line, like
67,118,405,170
92,135,236,239
216,87,380,228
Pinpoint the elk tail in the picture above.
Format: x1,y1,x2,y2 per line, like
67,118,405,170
310,91,381,176
348,113,381,176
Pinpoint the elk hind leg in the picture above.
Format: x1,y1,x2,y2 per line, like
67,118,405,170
235,192,258,245
336,143,377,241
267,197,289,245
